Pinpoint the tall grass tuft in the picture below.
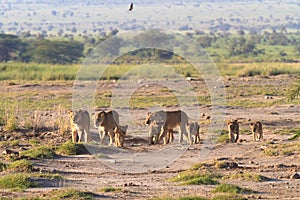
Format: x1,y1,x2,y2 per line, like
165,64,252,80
21,145,56,159
0,173,37,190
7,159,34,173
4,105,18,132
54,105,70,135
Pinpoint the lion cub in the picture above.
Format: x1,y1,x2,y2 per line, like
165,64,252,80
250,121,263,141
227,119,239,143
187,122,200,144
114,125,128,147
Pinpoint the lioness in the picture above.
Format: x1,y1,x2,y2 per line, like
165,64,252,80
227,119,239,143
145,110,191,144
250,121,263,141
114,125,128,147
94,110,120,145
188,121,200,144
68,110,90,143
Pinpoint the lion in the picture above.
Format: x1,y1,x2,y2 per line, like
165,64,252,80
114,125,128,147
187,121,200,144
250,121,263,141
145,110,191,144
148,121,164,145
159,125,174,145
68,110,90,143
94,110,120,146
227,119,239,143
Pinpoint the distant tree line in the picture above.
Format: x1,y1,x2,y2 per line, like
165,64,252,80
193,29,300,58
1,30,300,64
0,33,84,64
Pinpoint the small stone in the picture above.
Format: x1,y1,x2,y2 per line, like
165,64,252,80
290,173,300,179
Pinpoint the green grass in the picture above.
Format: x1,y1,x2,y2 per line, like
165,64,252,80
0,161,8,172
1,61,299,82
7,159,33,173
153,197,208,200
0,62,78,81
46,188,96,200
99,187,122,193
0,173,37,190
263,142,300,156
0,140,20,148
212,194,248,200
55,141,87,155
224,172,271,182
289,129,300,140
212,183,253,194
21,146,56,159
169,170,221,185
216,133,229,143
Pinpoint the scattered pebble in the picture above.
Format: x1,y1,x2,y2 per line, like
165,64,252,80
290,173,300,179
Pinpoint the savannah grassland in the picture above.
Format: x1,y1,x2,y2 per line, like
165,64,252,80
0,56,300,199
1,1,300,198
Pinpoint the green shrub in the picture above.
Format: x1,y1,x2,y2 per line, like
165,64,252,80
99,187,122,193
0,162,7,172
48,188,96,199
55,141,87,155
212,183,253,194
21,146,56,159
0,174,37,190
212,194,247,200
7,159,33,172
217,134,229,143
170,171,220,185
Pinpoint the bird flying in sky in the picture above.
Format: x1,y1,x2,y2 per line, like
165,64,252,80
129,3,133,11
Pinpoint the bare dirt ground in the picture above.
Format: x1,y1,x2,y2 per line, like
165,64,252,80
0,75,300,199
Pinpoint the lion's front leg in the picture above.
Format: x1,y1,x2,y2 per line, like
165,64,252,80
229,132,234,143
234,131,239,143
108,130,115,146
180,125,192,144
71,129,78,143
77,130,83,143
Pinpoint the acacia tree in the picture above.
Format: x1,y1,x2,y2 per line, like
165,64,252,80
31,39,84,64
0,34,22,62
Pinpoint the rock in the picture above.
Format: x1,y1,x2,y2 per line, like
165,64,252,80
290,173,300,179
228,161,239,169
2,149,19,156
186,77,192,81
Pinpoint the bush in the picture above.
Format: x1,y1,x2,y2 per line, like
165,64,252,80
55,141,87,155
0,174,37,190
7,159,33,172
170,171,220,185
212,183,253,194
47,188,96,199
21,146,56,159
